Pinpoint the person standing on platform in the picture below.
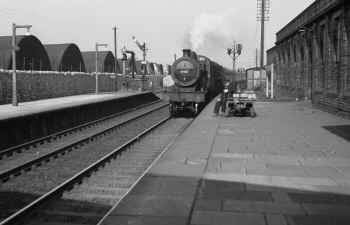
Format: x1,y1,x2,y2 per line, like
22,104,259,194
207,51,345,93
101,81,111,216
214,82,234,115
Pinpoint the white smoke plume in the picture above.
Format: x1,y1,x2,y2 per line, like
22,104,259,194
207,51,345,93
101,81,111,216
191,12,228,50
184,8,256,67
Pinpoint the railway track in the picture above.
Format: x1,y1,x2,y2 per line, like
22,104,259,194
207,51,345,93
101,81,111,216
0,117,192,225
0,101,172,222
0,100,166,182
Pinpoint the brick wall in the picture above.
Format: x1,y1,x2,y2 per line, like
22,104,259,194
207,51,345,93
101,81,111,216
0,71,163,105
267,1,350,114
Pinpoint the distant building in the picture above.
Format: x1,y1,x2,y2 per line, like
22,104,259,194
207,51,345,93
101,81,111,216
44,43,85,72
0,35,51,71
246,67,266,90
81,51,115,73
267,0,350,114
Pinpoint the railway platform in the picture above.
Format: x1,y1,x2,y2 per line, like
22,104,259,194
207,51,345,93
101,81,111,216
0,91,137,120
100,99,350,225
0,91,160,150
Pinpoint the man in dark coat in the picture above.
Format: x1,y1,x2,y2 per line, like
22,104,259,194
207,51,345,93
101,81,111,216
214,82,235,115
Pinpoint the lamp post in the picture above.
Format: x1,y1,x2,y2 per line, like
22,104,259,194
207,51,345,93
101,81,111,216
95,42,108,94
12,23,32,106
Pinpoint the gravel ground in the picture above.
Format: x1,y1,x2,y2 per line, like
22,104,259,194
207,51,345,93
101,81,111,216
0,101,166,174
0,107,169,220
24,118,192,225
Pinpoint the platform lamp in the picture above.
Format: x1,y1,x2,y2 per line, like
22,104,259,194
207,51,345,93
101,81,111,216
12,23,32,106
95,43,108,94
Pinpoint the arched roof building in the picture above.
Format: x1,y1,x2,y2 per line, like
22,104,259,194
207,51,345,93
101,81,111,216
135,60,148,75
44,44,85,72
0,35,51,70
147,63,155,75
82,51,115,73
158,64,164,75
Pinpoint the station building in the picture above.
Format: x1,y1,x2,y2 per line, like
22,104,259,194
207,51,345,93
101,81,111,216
267,0,350,114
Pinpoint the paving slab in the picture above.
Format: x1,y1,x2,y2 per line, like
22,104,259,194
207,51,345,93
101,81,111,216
271,191,294,203
288,192,350,205
302,203,350,216
265,214,288,225
111,195,192,217
100,100,350,225
287,215,350,225
129,175,197,197
99,175,198,225
190,211,266,225
199,188,273,202
102,215,188,225
194,199,222,211
223,200,306,215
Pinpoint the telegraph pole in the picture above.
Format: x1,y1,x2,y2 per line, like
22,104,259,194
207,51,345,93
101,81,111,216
257,0,270,81
260,0,265,69
113,26,118,74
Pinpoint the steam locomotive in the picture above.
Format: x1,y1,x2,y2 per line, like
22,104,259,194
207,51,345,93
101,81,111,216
164,49,228,115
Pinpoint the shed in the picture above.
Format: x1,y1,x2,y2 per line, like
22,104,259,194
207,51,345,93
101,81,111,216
0,35,51,71
44,43,85,72
82,51,115,73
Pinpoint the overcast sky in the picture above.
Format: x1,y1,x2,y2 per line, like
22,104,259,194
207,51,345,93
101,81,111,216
0,0,315,69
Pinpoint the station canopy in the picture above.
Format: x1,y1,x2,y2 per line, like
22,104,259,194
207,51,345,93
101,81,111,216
0,35,51,71
147,63,155,75
44,44,85,72
81,51,115,73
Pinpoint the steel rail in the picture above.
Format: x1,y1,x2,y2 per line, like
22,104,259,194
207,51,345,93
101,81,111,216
0,107,170,225
97,118,193,225
0,99,163,159
0,102,168,182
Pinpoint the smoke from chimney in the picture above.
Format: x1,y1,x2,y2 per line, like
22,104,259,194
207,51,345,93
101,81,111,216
183,8,255,67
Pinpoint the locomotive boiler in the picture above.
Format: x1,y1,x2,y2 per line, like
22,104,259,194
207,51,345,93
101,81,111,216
163,49,226,115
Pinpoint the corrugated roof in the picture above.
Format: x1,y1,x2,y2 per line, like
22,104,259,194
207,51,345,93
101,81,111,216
147,63,154,75
0,35,51,70
44,44,85,72
81,51,115,73
158,64,164,75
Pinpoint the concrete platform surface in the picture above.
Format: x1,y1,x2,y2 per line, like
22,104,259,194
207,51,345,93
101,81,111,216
100,100,350,225
0,91,138,120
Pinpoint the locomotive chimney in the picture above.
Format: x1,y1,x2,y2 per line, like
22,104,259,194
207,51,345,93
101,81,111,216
183,49,191,57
